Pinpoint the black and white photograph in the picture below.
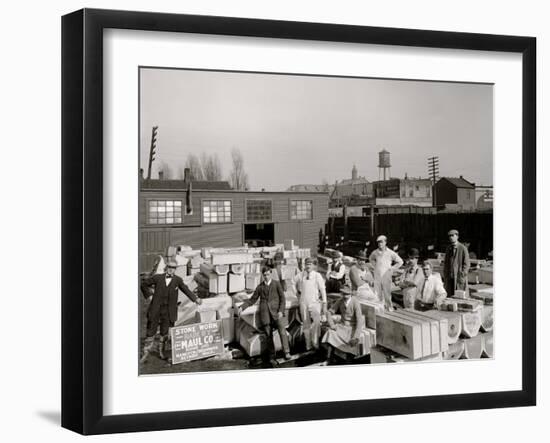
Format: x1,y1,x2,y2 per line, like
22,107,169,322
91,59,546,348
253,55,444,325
138,67,494,375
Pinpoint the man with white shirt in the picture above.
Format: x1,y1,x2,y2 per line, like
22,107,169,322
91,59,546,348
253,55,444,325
369,235,404,311
140,260,202,363
416,260,447,310
293,257,327,350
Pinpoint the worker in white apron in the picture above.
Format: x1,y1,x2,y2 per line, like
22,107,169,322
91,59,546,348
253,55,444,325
293,257,327,350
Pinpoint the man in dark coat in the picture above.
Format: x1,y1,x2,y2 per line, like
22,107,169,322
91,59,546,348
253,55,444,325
140,259,202,362
443,229,470,296
238,266,291,363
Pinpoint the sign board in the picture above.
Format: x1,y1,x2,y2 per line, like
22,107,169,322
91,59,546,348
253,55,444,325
170,320,224,364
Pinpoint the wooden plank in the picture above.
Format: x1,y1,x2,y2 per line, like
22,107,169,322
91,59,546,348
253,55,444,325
399,310,442,354
403,309,449,353
375,312,423,360
460,311,482,338
414,310,461,345
387,311,432,357
481,331,494,358
480,305,493,332
443,340,465,360
461,335,483,359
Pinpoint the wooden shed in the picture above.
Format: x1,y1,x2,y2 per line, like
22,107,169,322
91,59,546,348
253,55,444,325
139,179,329,272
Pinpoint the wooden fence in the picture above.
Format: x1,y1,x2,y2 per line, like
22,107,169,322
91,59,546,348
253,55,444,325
325,212,493,259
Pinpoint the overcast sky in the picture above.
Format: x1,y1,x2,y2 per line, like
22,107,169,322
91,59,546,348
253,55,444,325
140,68,493,191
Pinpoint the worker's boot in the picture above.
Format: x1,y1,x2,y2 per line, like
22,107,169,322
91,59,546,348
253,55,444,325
159,335,167,360
140,336,155,364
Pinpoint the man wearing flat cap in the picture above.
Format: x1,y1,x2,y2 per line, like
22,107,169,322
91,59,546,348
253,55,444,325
443,229,470,296
292,257,327,350
369,235,403,311
140,259,202,363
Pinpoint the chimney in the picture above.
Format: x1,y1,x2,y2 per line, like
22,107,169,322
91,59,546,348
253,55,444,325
184,168,191,183
158,170,164,180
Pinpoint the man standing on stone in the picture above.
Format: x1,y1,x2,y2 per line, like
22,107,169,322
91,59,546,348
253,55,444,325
443,229,470,296
238,266,291,363
369,235,403,311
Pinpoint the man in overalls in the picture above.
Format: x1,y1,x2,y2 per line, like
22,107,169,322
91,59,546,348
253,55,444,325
369,235,403,311
293,258,327,350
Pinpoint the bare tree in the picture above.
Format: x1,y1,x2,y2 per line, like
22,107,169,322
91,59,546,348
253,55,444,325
228,148,249,190
201,153,223,181
158,161,173,179
184,154,204,181
321,178,330,192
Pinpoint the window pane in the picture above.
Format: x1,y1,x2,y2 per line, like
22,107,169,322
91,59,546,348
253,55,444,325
166,218,174,224
174,201,182,207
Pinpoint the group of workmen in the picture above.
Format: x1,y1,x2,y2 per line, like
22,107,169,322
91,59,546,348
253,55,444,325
140,229,470,366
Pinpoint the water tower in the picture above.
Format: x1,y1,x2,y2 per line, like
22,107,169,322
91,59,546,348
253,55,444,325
378,149,391,181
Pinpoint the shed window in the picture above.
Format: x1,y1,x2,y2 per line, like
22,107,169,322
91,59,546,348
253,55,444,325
148,200,183,224
290,200,313,220
246,200,272,221
202,200,232,224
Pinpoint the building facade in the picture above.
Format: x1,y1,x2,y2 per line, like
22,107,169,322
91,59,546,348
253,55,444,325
434,176,476,211
139,180,329,272
371,177,432,207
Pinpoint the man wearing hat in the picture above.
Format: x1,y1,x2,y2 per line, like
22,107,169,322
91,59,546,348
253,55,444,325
369,235,403,311
238,266,291,363
443,229,470,296
292,257,327,350
326,251,346,293
349,251,376,299
140,259,202,363
398,248,424,309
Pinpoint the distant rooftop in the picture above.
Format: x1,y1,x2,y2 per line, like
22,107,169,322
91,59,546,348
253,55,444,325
140,179,232,190
439,177,475,188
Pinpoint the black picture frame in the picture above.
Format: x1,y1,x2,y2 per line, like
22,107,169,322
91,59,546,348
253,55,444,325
61,8,536,435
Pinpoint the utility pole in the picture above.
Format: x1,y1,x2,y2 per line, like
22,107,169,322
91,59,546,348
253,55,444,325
427,156,439,207
147,126,158,180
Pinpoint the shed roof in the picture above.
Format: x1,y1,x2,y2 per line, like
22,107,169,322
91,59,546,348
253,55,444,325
439,177,475,188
